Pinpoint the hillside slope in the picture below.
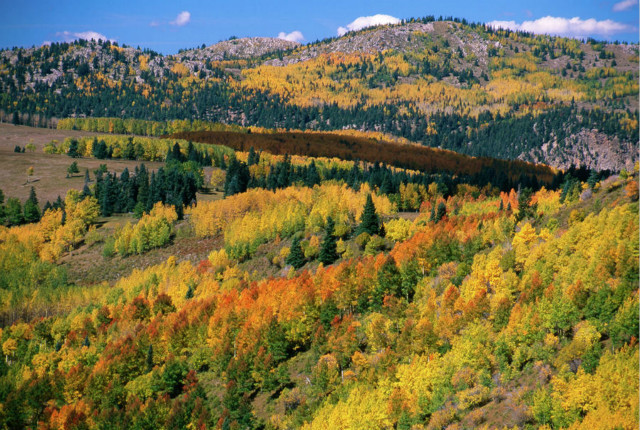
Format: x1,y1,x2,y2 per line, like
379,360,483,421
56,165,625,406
0,16,637,170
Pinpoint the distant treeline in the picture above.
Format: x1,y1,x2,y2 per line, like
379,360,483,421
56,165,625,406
171,130,559,187
57,117,247,137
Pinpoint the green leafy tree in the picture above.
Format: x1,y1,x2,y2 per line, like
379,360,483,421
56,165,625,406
319,217,338,265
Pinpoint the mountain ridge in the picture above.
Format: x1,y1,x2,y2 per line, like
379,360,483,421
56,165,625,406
1,17,637,170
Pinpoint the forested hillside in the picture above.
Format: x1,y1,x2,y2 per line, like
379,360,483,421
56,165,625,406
0,122,637,427
0,12,638,429
1,16,638,170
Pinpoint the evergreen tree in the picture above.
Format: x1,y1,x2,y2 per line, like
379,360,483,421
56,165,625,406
167,143,184,163
587,171,599,190
92,139,108,159
146,345,154,373
67,161,80,176
357,194,381,236
305,161,321,187
84,169,91,183
516,187,536,221
247,147,258,166
5,198,23,226
67,139,80,158
286,236,305,269
82,182,92,198
435,202,447,222
319,217,338,265
185,283,194,300
23,187,40,223
123,137,135,160
0,189,4,223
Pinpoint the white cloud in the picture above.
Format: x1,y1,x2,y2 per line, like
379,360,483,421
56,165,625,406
149,20,160,27
488,16,633,37
55,31,114,43
277,30,305,43
170,11,191,26
337,14,401,36
613,0,638,11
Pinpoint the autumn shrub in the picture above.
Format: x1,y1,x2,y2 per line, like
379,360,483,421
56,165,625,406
114,203,178,256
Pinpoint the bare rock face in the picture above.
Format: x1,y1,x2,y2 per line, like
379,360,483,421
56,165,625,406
265,22,437,66
177,38,299,61
524,129,638,171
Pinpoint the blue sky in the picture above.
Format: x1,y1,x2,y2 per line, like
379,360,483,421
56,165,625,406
1,0,638,53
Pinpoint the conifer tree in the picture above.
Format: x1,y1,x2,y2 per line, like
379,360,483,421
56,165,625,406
5,198,23,226
82,183,92,198
286,236,305,269
0,189,4,223
247,147,258,166
123,137,135,160
23,187,40,223
357,194,381,236
67,161,80,177
185,283,194,300
319,217,338,265
67,139,80,158
435,202,447,222
146,345,154,373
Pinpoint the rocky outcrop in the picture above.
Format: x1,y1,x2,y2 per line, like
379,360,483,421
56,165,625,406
524,129,638,171
178,37,299,61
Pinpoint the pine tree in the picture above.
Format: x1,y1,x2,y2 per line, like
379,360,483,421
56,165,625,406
247,147,258,166
286,236,305,269
516,187,536,221
23,187,40,223
5,198,23,226
305,161,321,187
319,217,338,265
93,139,107,159
0,189,4,223
82,183,92,198
123,137,135,160
185,283,194,300
67,139,80,158
67,161,79,176
435,202,446,222
146,345,154,373
357,194,380,236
